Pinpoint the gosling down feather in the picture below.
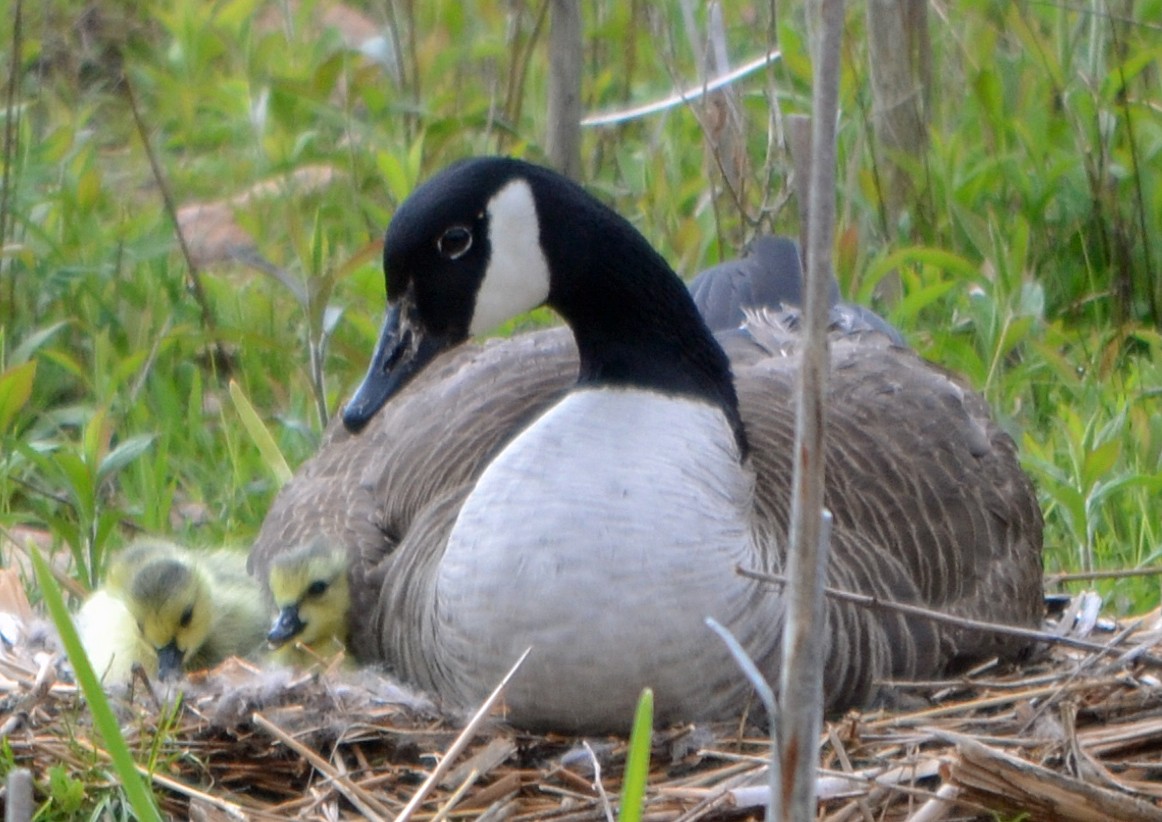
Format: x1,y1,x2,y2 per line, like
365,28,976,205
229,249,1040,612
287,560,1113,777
89,539,268,680
251,157,1043,732
76,589,157,684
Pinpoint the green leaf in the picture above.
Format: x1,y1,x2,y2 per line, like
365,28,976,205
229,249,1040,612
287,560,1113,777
47,765,86,814
82,407,109,470
0,360,36,435
216,0,265,29
31,546,163,822
894,280,958,326
228,379,293,487
97,434,157,484
379,150,413,205
998,315,1035,359
1104,47,1162,97
618,688,653,822
54,451,96,522
76,166,102,210
10,321,69,366
1082,439,1121,491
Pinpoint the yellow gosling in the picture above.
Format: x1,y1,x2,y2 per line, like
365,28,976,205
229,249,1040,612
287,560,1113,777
266,539,350,667
107,540,267,679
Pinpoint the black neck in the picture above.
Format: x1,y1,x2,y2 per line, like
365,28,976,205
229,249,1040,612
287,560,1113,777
528,169,748,456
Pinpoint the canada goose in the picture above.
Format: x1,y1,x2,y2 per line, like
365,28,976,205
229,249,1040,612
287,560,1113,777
266,538,350,666
103,540,268,679
254,157,1042,732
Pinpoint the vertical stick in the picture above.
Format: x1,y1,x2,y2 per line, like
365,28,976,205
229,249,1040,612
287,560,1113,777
546,0,583,179
0,0,24,318
786,114,813,257
778,0,844,819
5,768,32,822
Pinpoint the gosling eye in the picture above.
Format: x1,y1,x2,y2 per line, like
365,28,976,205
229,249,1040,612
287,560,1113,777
179,606,194,628
436,225,473,260
306,580,328,598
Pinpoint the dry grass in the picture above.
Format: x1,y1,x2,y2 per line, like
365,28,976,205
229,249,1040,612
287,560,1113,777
2,590,1161,821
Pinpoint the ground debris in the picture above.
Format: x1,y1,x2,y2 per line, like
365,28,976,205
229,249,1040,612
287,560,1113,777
1,598,1160,820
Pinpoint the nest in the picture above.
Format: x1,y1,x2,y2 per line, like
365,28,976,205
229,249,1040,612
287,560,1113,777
2,586,1161,821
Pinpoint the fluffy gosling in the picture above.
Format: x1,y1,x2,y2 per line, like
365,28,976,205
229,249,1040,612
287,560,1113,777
266,539,350,667
104,539,267,679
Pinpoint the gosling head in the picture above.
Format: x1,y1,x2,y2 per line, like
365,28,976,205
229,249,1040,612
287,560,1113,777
123,558,212,680
267,541,350,651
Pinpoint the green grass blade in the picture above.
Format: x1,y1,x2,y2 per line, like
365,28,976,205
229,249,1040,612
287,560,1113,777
0,360,36,434
228,379,293,488
618,687,653,822
30,547,163,822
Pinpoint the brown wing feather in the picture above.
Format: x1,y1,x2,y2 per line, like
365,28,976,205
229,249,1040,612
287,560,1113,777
732,329,1042,706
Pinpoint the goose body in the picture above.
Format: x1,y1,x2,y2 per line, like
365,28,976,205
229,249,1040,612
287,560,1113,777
394,389,769,728
251,158,1042,732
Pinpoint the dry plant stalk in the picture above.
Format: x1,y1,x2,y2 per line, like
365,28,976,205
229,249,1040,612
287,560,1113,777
948,734,1162,822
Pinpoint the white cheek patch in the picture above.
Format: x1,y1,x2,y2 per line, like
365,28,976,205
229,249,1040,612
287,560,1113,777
470,179,552,335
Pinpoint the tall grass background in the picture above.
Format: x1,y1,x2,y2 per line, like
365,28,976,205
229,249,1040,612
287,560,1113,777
1,1,1159,632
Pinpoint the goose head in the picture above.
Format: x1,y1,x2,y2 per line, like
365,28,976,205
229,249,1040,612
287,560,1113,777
342,157,743,448
122,558,212,680
266,539,350,651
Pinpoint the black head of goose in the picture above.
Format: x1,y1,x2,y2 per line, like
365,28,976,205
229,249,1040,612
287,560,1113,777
342,157,747,452
255,157,1043,733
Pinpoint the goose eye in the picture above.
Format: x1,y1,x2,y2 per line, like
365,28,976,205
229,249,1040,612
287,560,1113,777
179,606,193,628
437,226,473,260
306,580,328,598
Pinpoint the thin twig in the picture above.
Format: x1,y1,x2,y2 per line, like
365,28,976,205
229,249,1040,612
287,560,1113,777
81,733,250,820
145,770,249,821
583,740,616,822
122,74,229,370
1046,566,1162,585
827,725,875,822
499,0,550,148
1,526,87,599
1014,620,1142,737
780,0,845,817
581,50,781,127
0,0,22,316
395,647,532,822
430,767,480,822
738,566,1162,668
252,711,394,821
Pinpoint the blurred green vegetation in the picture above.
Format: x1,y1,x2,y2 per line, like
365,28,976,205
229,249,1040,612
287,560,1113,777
1,0,1159,615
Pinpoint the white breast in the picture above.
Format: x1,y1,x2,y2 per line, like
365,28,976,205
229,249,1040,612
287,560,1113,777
433,388,781,730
